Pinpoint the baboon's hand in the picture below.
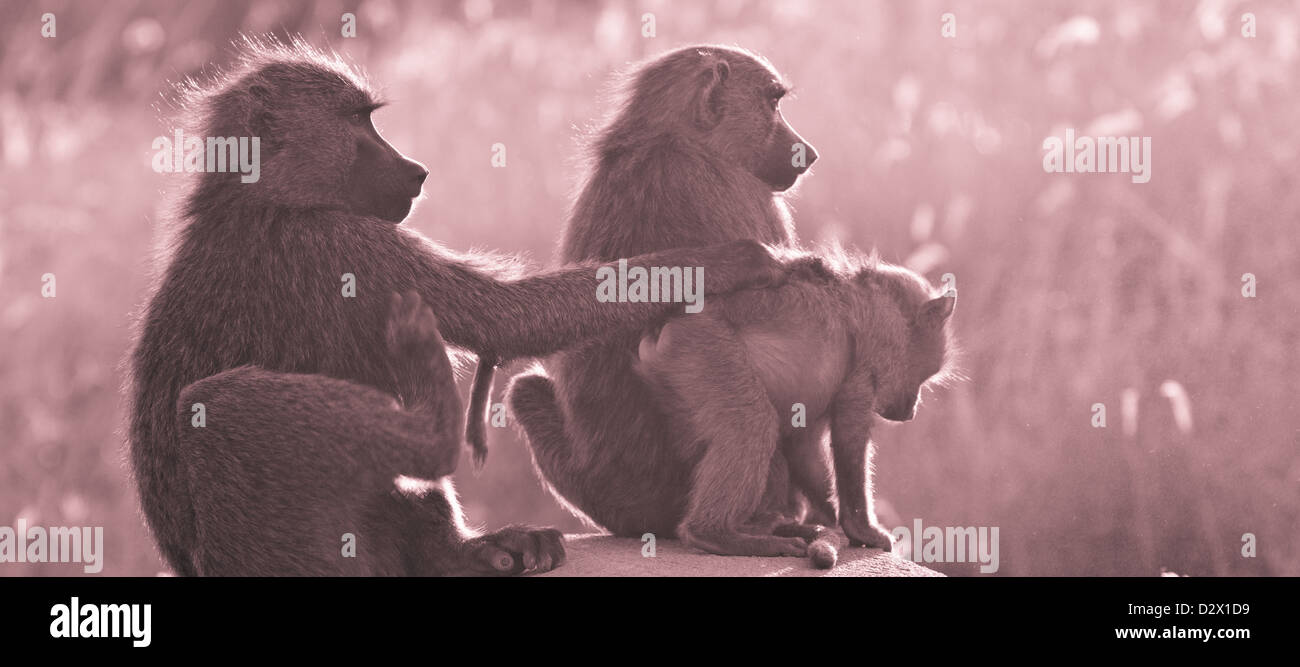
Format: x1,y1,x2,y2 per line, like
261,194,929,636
843,513,894,552
699,239,786,294
462,526,566,576
387,289,461,404
386,291,450,365
386,290,464,472
781,255,835,285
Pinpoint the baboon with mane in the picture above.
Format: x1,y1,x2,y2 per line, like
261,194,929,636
129,38,793,576
509,46,957,561
507,45,824,554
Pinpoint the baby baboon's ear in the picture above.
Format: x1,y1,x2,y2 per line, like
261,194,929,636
920,295,955,326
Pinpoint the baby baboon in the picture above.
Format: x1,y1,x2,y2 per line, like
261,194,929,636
130,38,791,576
508,45,819,543
635,251,957,562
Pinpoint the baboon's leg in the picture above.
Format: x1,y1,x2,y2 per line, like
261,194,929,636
739,450,793,535
783,427,838,526
383,290,464,465
371,292,572,576
181,293,469,576
179,368,464,576
374,476,566,577
745,429,838,544
506,372,585,506
829,381,893,551
644,315,805,557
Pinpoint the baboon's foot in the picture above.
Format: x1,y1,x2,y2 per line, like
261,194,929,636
772,521,832,542
842,513,894,551
463,526,566,576
739,511,786,535
680,525,808,557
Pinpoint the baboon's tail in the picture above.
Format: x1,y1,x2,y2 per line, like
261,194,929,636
775,522,844,570
809,530,843,569
465,353,497,471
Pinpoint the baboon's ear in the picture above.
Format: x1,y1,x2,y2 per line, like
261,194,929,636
695,59,730,129
920,295,955,326
246,83,275,147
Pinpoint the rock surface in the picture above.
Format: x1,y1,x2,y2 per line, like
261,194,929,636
541,533,943,577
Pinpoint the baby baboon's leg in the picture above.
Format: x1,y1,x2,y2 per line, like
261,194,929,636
739,450,793,535
829,382,894,551
783,428,838,526
641,315,806,557
771,432,845,569
743,436,831,536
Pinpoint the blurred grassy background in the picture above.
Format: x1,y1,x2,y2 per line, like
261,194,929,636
0,0,1295,576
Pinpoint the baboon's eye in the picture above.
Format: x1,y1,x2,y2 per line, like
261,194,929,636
767,83,788,110
349,103,385,127
349,106,379,126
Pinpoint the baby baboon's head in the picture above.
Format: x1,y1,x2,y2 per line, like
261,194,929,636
855,265,957,422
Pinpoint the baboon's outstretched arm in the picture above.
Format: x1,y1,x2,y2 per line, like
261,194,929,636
407,238,779,359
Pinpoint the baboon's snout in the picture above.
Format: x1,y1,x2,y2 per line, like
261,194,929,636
402,159,429,195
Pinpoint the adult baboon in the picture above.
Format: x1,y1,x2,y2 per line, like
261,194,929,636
507,46,821,550
130,38,790,576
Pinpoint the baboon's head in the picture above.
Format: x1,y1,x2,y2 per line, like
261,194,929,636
610,45,818,192
183,37,428,223
857,266,957,422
